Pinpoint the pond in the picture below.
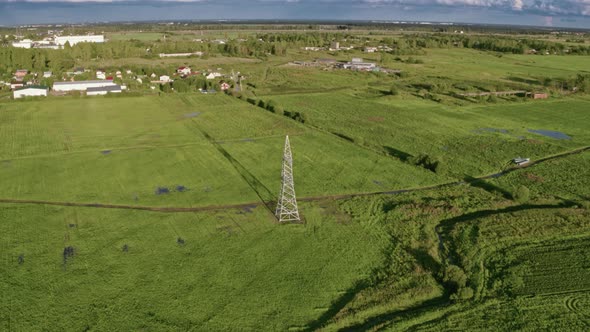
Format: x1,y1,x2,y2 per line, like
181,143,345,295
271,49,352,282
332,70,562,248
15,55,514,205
528,129,571,140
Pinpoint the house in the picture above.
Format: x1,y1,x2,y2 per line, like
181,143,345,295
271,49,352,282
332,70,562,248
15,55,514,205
220,82,230,91
15,69,28,79
86,85,122,96
73,67,85,75
96,71,106,80
151,73,157,78
364,47,378,53
330,41,340,51
177,67,192,75
43,71,52,78
126,70,132,75
205,72,222,80
116,71,123,79
13,85,49,99
136,78,143,84
53,80,117,92
10,81,25,90
159,75,171,82
54,35,104,46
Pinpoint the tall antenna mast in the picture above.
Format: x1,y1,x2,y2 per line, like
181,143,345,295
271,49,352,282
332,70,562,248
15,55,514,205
275,136,301,223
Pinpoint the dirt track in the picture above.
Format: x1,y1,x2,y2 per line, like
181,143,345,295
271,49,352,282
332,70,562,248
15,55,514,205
0,146,587,214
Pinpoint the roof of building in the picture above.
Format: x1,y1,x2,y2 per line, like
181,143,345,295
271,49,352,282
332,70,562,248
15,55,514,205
15,85,49,91
54,80,113,86
87,85,122,93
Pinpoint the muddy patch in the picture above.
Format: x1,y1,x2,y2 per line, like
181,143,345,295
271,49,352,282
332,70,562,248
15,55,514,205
101,150,112,155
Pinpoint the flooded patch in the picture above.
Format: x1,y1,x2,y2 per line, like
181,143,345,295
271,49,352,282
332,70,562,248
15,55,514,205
184,112,201,118
176,185,187,192
528,129,571,140
101,150,112,155
155,187,170,195
242,205,256,214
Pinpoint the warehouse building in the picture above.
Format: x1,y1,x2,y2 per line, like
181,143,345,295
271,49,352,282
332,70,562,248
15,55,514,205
55,35,104,46
13,86,49,99
53,80,116,92
86,85,122,96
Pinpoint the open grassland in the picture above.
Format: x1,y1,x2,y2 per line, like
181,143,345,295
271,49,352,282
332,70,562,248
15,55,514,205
490,152,590,201
0,94,443,207
107,32,165,41
0,202,386,331
1,45,589,331
266,91,590,176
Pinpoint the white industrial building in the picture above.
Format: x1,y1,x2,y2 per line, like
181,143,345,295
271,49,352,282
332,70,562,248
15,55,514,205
86,85,122,96
13,86,49,99
55,35,104,46
53,80,116,92
12,39,33,49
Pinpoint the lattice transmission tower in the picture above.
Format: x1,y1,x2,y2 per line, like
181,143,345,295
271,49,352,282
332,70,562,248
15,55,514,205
275,135,301,223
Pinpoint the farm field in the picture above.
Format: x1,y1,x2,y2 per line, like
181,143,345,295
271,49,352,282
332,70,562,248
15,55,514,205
107,32,165,41
265,91,590,176
1,34,590,331
0,202,388,331
0,94,444,207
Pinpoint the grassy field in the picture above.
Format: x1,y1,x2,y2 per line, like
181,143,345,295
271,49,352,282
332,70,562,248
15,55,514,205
0,94,443,207
0,202,388,331
1,44,590,331
107,32,165,41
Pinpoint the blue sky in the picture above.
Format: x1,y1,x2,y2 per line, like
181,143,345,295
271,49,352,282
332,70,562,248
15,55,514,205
0,0,589,28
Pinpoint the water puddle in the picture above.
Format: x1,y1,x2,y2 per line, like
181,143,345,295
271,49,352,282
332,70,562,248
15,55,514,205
528,129,571,140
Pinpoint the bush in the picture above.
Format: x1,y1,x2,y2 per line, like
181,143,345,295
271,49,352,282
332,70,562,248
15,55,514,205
408,153,445,173
444,264,467,290
451,287,474,301
389,85,399,96
513,185,530,203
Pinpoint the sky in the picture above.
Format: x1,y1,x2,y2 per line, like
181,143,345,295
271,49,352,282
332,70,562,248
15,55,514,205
0,0,589,28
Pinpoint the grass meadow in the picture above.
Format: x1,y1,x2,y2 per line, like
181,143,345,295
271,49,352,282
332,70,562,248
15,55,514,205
0,202,387,331
1,46,589,330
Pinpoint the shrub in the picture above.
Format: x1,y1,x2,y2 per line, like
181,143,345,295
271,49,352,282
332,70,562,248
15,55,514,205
444,264,467,290
451,287,474,301
513,185,530,203
390,85,399,96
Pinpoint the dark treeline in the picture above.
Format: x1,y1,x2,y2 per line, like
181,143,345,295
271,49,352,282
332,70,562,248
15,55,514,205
0,37,288,74
384,34,590,55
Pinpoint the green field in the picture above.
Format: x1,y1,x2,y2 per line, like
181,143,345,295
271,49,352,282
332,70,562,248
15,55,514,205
108,32,165,41
1,42,590,330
